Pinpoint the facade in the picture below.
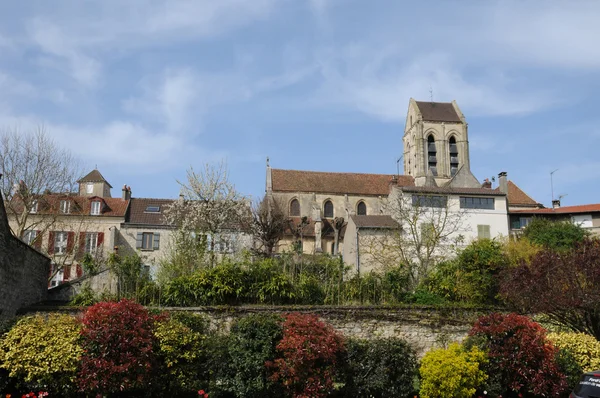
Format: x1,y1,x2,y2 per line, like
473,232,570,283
509,203,600,236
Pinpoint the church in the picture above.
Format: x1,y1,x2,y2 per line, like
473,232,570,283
266,98,535,272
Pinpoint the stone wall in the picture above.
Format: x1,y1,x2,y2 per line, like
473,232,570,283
0,194,50,318
46,267,117,302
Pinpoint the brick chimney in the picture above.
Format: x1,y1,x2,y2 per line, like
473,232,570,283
122,185,131,200
481,178,492,189
498,172,508,194
552,199,561,209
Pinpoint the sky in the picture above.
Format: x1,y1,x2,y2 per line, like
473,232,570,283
0,0,599,207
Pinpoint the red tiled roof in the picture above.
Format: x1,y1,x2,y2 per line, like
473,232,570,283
415,101,462,123
351,215,399,229
271,169,414,196
495,181,539,206
10,194,129,217
125,198,175,226
510,203,600,215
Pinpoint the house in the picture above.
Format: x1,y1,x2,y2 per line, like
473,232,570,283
268,98,511,272
509,202,600,236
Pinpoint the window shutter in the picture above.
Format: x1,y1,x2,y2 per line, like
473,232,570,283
97,232,104,247
78,232,86,258
34,231,42,250
484,225,491,239
67,232,75,254
63,265,71,280
136,233,143,249
76,264,83,278
47,231,55,255
153,233,160,250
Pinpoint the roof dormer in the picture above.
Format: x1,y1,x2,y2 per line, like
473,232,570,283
77,169,113,198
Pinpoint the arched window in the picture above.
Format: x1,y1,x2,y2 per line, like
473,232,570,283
357,201,367,215
449,136,459,177
324,200,334,218
290,199,300,217
427,134,437,176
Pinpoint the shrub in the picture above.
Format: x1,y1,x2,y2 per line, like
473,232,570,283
154,315,205,393
0,314,82,395
69,283,97,306
224,313,284,397
78,299,156,395
419,343,488,398
343,337,417,397
468,313,568,397
522,218,589,251
268,313,345,398
547,332,600,372
247,260,296,304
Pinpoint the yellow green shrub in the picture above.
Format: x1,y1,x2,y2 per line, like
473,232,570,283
419,343,488,398
0,313,82,391
547,332,600,372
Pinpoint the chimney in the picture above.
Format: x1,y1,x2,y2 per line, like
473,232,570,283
122,185,132,200
481,178,492,189
498,172,508,194
552,199,561,209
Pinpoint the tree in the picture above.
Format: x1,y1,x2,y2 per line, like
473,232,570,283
165,161,249,267
365,190,466,290
0,126,82,238
522,217,588,251
500,238,600,340
249,195,287,257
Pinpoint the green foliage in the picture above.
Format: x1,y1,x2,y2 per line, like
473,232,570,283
419,343,488,398
554,347,583,392
246,259,296,304
502,236,541,267
170,311,210,334
108,253,151,299
154,315,205,393
69,283,98,306
522,218,589,251
223,314,284,397
547,332,600,372
428,239,507,305
343,337,418,397
81,252,99,275
0,314,83,395
156,228,208,285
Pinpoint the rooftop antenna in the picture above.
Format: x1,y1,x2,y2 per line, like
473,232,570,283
550,169,559,202
396,155,403,177
429,86,434,102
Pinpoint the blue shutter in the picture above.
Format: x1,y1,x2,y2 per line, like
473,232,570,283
136,232,143,249
153,233,160,250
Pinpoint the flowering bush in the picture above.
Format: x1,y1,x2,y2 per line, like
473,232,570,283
419,343,488,398
468,313,568,397
77,299,156,395
0,314,82,395
547,331,600,372
268,313,345,398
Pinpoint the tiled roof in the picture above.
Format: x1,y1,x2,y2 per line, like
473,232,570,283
496,181,539,206
415,101,462,123
401,186,505,196
271,169,414,196
11,194,129,217
351,215,398,229
125,198,175,226
77,169,112,188
510,203,600,215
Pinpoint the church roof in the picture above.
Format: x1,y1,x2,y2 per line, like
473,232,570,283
271,169,414,196
496,181,539,207
415,101,462,123
77,169,112,188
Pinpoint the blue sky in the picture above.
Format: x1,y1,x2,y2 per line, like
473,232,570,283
0,0,599,207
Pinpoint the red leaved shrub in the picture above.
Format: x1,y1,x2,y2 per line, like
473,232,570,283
78,299,156,394
469,313,568,397
267,313,345,398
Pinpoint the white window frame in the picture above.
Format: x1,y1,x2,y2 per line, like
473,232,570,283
86,183,94,194
30,200,38,214
49,264,63,287
85,232,98,254
142,232,153,250
54,231,68,255
90,201,101,215
477,224,491,239
23,230,37,245
60,200,71,214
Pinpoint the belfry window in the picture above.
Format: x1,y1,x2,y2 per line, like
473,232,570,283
449,136,459,177
427,134,437,176
324,200,334,218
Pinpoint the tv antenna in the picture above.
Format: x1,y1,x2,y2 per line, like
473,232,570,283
550,169,559,201
429,86,434,102
396,155,403,177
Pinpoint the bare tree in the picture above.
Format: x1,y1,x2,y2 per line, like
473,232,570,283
364,189,466,289
165,161,249,267
0,126,82,238
250,195,287,257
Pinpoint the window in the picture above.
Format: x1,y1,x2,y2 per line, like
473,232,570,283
290,199,300,217
477,224,491,239
86,183,93,194
136,232,160,251
449,136,459,177
519,217,532,228
30,200,38,214
427,134,437,176
412,195,447,208
90,201,101,215
572,214,593,228
85,232,98,254
357,201,367,216
23,230,37,245
60,200,70,214
54,231,68,255
145,206,160,213
324,200,334,218
459,197,495,210
49,264,63,288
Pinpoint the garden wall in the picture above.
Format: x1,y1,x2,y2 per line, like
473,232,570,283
0,194,50,319
21,304,492,357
